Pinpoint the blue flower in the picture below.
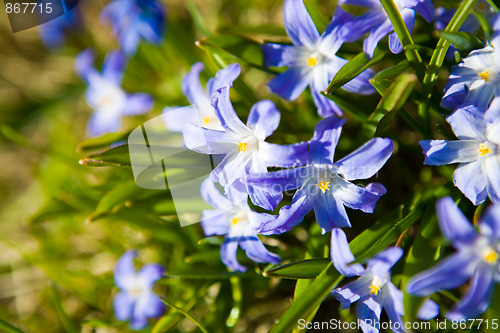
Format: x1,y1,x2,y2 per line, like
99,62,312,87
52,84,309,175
75,49,153,137
113,251,165,330
339,0,434,57
101,0,166,55
246,117,393,235
332,246,406,333
39,9,81,48
420,100,500,205
162,62,241,132
262,0,376,117
200,179,280,272
441,35,500,111
182,85,309,210
407,196,500,320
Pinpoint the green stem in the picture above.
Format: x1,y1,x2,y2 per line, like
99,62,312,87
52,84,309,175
160,298,210,333
419,0,480,130
379,0,426,82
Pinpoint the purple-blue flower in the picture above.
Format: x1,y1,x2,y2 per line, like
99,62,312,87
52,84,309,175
246,116,393,235
75,49,153,137
113,251,165,330
332,246,406,333
39,9,81,48
262,0,376,117
407,196,500,320
200,179,280,272
339,0,434,57
101,0,166,55
420,100,500,205
441,35,500,111
182,85,309,210
162,62,241,132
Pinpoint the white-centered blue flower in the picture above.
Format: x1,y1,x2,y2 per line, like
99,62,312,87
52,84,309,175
407,197,500,321
113,251,165,330
162,62,240,132
200,179,280,272
420,99,500,205
182,85,309,210
262,0,376,117
442,35,500,111
75,49,153,137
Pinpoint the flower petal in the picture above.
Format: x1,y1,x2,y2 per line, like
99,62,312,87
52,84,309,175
246,100,280,140
336,138,393,180
446,104,487,141
310,85,343,117
483,156,500,203
122,93,154,115
181,62,208,106
201,178,232,210
447,263,495,321
247,182,283,211
436,196,476,246
257,189,314,235
309,117,346,164
201,210,231,236
479,203,500,241
113,291,135,321
221,238,247,272
420,140,480,165
331,178,385,213
103,50,126,84
261,43,298,67
363,19,394,58
417,298,440,320
366,246,403,277
267,66,311,101
239,234,281,264
114,250,138,290
258,141,309,168
206,63,241,96
245,166,313,195
182,124,237,154
161,106,198,132
138,263,164,288
406,0,434,22
331,228,365,277
86,109,122,137
332,275,372,309
381,282,405,331
75,49,97,83
454,161,488,206
283,0,320,47
314,191,351,230
357,297,382,333
388,9,415,54
135,290,165,319
211,86,249,135
341,67,377,95
406,251,477,296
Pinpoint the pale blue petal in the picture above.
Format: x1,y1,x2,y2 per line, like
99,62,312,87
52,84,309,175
246,100,280,140
245,166,313,195
406,251,477,296
357,297,382,333
447,264,495,321
446,105,487,141
309,117,346,164
267,67,311,101
436,196,476,246
201,210,231,236
364,19,394,58
366,247,403,277
258,141,309,168
314,192,351,230
86,110,122,137
310,85,343,117
138,264,164,287
122,93,154,115
421,140,480,165
221,238,247,272
181,62,207,106
341,67,377,95
201,178,232,210
211,86,249,135
113,291,134,321
388,9,415,54
417,298,439,320
240,234,281,264
206,63,241,96
261,43,297,67
102,50,126,84
332,178,385,213
135,290,165,318
479,204,500,241
454,161,488,206
483,156,500,203
333,275,372,309
381,283,405,332
161,106,198,132
75,49,97,83
331,228,365,277
283,0,320,47
336,138,393,180
182,124,237,154
247,183,283,211
406,0,434,22
115,251,137,290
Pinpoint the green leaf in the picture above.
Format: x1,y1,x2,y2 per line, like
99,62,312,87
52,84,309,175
402,203,440,323
263,259,331,279
437,31,483,51
0,318,25,333
325,51,385,94
76,132,129,153
163,271,258,279
364,73,418,137
199,34,264,68
321,92,368,122
372,60,410,81
186,0,211,37
160,298,210,333
86,180,146,222
197,236,224,246
79,144,131,167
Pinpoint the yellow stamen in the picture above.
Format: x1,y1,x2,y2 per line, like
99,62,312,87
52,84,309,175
478,70,490,82
369,276,383,296
202,117,212,125
479,144,492,156
317,181,330,193
237,142,248,152
483,248,498,264
307,57,318,67
231,217,239,225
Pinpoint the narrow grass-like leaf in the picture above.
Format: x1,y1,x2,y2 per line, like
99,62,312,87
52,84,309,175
163,271,258,279
76,132,129,153
79,144,131,167
0,318,25,333
321,92,368,122
160,298,210,333
186,0,211,37
438,31,483,51
263,259,330,279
